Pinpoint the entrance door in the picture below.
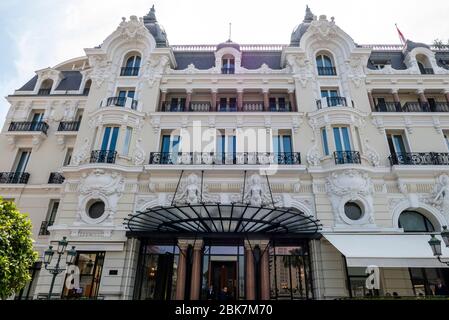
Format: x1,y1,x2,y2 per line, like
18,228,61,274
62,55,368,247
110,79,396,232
153,253,175,300
211,261,237,298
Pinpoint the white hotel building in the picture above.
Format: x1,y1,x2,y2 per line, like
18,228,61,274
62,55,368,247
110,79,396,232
2,6,449,300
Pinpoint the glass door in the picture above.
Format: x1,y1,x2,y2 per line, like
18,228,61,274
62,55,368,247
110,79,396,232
216,135,236,164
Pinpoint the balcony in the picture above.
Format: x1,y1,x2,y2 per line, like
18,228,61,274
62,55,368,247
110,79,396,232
269,102,291,112
374,102,402,112
243,102,264,112
0,172,30,184
389,152,449,166
334,151,361,165
90,150,117,164
317,97,349,109
221,66,235,74
8,121,49,134
218,103,238,112
317,67,337,76
161,102,187,112
374,101,449,113
103,97,138,110
120,67,140,76
39,220,54,236
149,152,301,165
48,172,65,184
58,121,80,132
420,68,435,75
37,89,51,96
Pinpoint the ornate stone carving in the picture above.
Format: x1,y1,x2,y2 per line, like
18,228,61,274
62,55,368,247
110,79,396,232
306,142,321,166
364,139,380,167
307,15,338,41
173,173,218,204
117,15,148,40
76,170,125,225
72,138,90,165
143,55,170,87
326,170,376,227
243,174,276,206
432,174,449,221
133,138,145,165
89,56,112,88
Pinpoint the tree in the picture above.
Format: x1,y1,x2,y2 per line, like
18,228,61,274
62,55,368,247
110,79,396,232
0,198,38,299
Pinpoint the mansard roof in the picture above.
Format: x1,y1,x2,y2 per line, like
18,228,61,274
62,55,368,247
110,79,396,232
17,71,83,92
290,5,315,47
143,5,169,47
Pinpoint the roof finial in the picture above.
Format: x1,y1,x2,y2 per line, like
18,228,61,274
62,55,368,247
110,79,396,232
144,4,157,23
228,22,232,42
304,5,314,23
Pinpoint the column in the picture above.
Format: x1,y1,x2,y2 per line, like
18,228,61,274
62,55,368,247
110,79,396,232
245,245,256,300
237,89,243,112
259,241,271,300
263,89,270,112
185,89,192,111
159,90,167,112
367,90,375,111
175,241,188,300
288,89,297,112
190,240,204,300
211,89,217,112
392,89,401,112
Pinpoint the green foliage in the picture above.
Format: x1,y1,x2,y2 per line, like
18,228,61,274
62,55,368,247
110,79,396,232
0,198,38,299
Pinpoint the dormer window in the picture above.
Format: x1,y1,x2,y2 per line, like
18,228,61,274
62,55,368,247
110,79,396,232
38,79,53,96
370,59,390,70
316,54,336,76
416,54,434,74
222,55,235,74
121,54,141,76
83,79,91,96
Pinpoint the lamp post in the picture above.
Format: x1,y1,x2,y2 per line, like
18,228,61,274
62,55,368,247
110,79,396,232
428,226,449,266
43,237,77,299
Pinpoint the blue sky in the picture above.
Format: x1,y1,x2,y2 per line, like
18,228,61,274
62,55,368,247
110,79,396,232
1,0,449,125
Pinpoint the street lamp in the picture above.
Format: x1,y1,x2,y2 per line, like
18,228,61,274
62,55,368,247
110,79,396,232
429,226,449,266
43,237,77,299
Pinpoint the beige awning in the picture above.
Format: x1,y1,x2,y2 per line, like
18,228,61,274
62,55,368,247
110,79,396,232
323,233,449,268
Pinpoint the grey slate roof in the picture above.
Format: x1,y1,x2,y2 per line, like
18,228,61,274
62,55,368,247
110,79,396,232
241,52,282,69
367,51,407,70
290,6,315,47
436,52,449,70
18,75,38,91
55,71,83,91
174,52,215,70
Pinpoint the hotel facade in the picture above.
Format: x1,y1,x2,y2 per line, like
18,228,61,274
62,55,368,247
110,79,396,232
2,6,449,300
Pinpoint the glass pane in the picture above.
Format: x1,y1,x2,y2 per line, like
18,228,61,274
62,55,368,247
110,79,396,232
283,136,292,154
323,56,333,68
333,127,343,151
399,211,434,232
101,127,111,151
321,90,328,98
127,91,135,99
161,136,171,153
341,127,351,151
134,56,141,68
321,129,329,155
316,56,324,68
16,151,30,173
122,127,132,155
393,135,407,154
272,136,280,154
109,127,119,152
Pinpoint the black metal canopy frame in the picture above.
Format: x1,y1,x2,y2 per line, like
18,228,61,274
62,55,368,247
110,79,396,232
125,170,322,240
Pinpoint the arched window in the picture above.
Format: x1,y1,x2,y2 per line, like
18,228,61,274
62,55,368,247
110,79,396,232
121,54,141,76
399,211,435,232
416,54,434,75
222,54,235,74
38,79,53,95
83,79,91,96
316,54,336,76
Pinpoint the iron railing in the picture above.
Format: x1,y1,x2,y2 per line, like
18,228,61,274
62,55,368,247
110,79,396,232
90,150,117,164
389,152,449,166
159,101,292,112
269,102,291,112
149,152,301,165
317,97,348,109
317,67,337,76
37,89,51,96
39,220,54,236
374,102,449,113
58,121,80,132
48,173,65,184
9,121,49,134
403,102,431,112
221,66,235,74
374,102,402,112
334,151,361,165
218,103,238,112
104,97,138,110
421,68,435,75
160,102,187,112
0,172,30,184
120,67,140,76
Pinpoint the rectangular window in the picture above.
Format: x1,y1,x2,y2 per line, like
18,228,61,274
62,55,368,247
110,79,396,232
169,98,186,111
386,132,408,155
216,133,236,164
160,135,180,164
46,200,59,224
101,127,120,151
64,148,73,166
333,127,352,152
346,267,374,298
272,135,293,154
14,150,31,173
410,268,449,297
122,127,133,155
321,128,330,156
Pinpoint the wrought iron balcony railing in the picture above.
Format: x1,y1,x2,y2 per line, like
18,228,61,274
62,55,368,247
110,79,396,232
269,103,291,112
120,67,140,76
218,103,238,112
221,66,235,74
37,89,51,96
58,121,80,132
39,220,54,236
403,102,431,112
8,121,49,134
334,151,362,165
48,173,65,184
159,101,292,112
0,172,30,184
374,102,402,112
90,150,117,164
389,152,449,166
149,152,301,165
103,97,138,110
161,102,187,112
317,97,348,109
317,66,337,76
421,68,435,75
